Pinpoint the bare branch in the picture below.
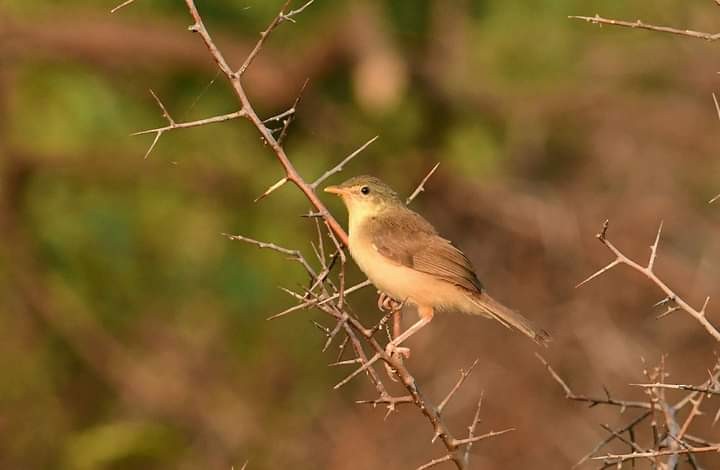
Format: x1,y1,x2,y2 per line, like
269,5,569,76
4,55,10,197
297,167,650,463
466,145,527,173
356,395,414,407
570,15,720,41
276,78,309,146
438,359,479,414
237,1,315,76
132,90,245,159
311,136,379,189
536,354,653,410
577,220,720,342
266,280,372,320
133,110,246,136
593,445,720,463
406,162,440,205
462,393,485,466
416,454,453,470
631,383,720,397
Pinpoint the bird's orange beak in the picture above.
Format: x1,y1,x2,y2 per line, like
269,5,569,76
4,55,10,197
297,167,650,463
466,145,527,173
324,185,347,195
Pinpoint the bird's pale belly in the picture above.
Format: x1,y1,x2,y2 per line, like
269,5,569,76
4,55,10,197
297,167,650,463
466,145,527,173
349,238,470,313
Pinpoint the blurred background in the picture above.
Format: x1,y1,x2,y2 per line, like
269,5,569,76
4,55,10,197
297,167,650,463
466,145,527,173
2,0,720,468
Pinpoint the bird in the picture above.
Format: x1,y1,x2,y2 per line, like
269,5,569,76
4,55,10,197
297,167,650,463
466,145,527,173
324,175,550,357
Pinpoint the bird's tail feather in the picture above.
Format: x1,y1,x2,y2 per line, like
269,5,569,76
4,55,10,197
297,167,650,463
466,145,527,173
467,293,551,346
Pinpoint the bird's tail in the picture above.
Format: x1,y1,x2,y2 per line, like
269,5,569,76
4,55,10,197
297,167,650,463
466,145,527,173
467,292,551,346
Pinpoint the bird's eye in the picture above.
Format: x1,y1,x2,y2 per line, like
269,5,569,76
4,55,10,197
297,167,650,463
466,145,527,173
360,186,370,195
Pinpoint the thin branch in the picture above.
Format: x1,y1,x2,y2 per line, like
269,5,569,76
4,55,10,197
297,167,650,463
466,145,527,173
631,383,720,397
462,392,485,466
452,428,515,447
570,15,720,41
572,412,651,469
593,445,720,463
276,78,309,146
406,162,440,205
438,359,480,414
266,280,372,320
536,354,653,411
133,110,246,136
310,136,379,189
237,0,315,76
416,454,453,470
576,220,720,342
132,90,245,159
110,0,137,14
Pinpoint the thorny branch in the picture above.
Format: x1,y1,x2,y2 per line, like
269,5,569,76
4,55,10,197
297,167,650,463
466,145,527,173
123,1,511,468
539,354,720,468
577,220,720,342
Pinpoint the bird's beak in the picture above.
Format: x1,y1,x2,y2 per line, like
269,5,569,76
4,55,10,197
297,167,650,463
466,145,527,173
324,185,346,195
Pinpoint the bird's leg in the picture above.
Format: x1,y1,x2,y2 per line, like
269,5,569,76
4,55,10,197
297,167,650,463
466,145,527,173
385,306,434,358
393,309,402,340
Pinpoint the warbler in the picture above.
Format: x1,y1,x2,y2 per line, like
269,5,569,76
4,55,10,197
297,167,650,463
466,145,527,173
324,175,550,354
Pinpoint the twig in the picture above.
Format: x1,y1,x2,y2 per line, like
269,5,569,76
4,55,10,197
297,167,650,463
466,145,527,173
593,445,720,463
577,220,720,342
438,359,480,414
570,15,720,41
237,0,315,76
536,354,653,411
631,383,720,397
311,136,379,189
133,89,245,159
462,392,485,466
406,162,440,205
276,78,309,146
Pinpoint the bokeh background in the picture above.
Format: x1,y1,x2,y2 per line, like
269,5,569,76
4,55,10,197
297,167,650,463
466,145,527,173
2,0,720,468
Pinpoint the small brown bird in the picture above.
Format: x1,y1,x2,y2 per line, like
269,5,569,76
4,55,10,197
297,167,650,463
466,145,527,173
324,175,550,355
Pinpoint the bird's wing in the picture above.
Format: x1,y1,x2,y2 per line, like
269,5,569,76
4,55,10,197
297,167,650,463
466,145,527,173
369,210,484,293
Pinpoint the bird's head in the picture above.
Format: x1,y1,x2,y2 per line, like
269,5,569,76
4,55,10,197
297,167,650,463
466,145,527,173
324,175,402,220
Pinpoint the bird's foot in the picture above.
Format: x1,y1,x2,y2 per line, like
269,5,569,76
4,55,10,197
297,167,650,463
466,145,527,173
385,343,411,360
377,292,402,312
383,344,410,382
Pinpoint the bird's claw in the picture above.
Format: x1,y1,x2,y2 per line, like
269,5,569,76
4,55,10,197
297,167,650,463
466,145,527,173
378,292,402,312
383,343,410,381
385,343,411,360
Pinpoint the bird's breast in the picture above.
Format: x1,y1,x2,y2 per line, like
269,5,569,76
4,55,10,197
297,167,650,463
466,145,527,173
348,232,461,311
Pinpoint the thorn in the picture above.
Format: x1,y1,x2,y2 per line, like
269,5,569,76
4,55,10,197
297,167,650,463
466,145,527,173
576,259,621,288
647,220,663,270
110,0,136,13
142,131,162,160
701,296,711,315
328,358,362,367
656,306,679,320
333,353,381,389
254,177,288,203
652,296,673,308
312,321,330,335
